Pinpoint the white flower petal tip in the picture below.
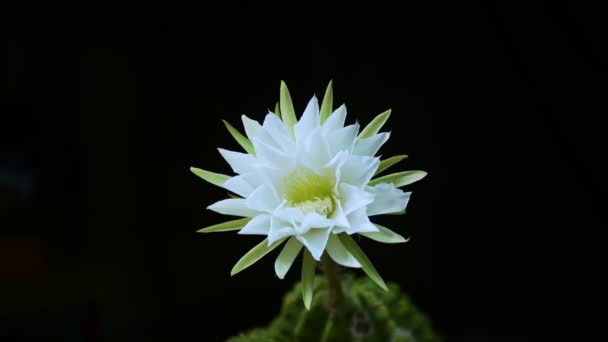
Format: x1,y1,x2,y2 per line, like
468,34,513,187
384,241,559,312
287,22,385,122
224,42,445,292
193,81,426,286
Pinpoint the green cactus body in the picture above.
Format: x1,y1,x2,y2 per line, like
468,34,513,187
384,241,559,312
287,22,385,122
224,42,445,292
228,275,441,342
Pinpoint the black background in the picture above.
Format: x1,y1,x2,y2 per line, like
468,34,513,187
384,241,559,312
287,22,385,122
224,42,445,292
2,1,605,341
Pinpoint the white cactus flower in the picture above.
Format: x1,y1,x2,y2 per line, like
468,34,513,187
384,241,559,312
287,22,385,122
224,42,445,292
191,81,426,309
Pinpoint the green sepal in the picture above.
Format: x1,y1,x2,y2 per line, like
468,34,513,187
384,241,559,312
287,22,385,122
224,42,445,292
274,102,281,117
231,238,287,276
274,237,303,279
301,249,315,309
280,81,297,137
222,120,255,155
375,155,408,176
369,170,427,187
338,234,387,291
197,217,252,233
361,224,409,243
385,210,406,215
319,80,333,124
358,109,391,139
190,167,230,187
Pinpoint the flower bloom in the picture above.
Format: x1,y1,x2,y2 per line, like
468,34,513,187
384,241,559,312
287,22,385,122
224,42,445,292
191,81,426,308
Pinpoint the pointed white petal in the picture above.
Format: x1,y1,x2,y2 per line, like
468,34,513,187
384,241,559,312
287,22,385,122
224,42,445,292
295,96,320,141
299,127,332,171
218,148,256,174
366,183,411,216
326,234,361,268
242,115,277,149
296,227,332,260
237,171,268,191
238,214,271,235
326,123,359,155
268,209,299,244
298,212,332,234
340,155,380,188
207,198,259,217
322,104,347,132
241,115,263,140
252,137,294,169
345,207,379,234
329,201,350,233
274,237,303,279
246,184,280,213
338,183,375,215
223,175,254,197
273,206,305,226
353,132,390,157
268,223,296,244
263,113,294,148
321,150,348,180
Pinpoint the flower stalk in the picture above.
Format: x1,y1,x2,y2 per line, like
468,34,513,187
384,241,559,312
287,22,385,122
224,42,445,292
321,252,344,309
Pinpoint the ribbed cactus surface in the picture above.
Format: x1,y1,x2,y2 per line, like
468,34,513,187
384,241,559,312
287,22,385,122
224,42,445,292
228,275,441,342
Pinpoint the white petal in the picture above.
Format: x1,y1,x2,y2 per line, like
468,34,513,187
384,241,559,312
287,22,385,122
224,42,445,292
295,96,320,141
263,113,294,148
237,171,268,191
340,155,380,188
298,212,332,234
338,183,375,215
252,137,294,169
326,123,359,155
322,105,347,133
241,115,262,140
246,184,280,213
245,166,286,189
299,127,331,171
326,234,361,268
354,132,390,156
268,216,296,244
345,207,379,234
366,183,411,216
329,201,350,233
273,206,305,226
218,148,256,174
316,150,348,190
296,227,332,260
242,115,277,149
238,214,271,235
223,175,254,197
207,198,259,217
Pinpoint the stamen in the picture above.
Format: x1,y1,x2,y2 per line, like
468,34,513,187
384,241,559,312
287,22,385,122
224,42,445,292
284,167,336,216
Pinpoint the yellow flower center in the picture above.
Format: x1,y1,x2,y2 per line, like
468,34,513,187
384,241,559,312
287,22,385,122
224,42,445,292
284,167,336,216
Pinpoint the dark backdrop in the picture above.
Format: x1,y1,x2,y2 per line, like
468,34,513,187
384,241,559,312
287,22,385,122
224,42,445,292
2,1,605,341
